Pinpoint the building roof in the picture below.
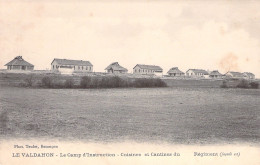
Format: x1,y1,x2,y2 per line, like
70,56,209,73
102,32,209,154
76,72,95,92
243,72,255,77
186,69,209,75
134,64,163,71
167,67,184,74
51,58,93,66
209,70,222,76
105,62,128,71
226,71,244,77
5,56,34,67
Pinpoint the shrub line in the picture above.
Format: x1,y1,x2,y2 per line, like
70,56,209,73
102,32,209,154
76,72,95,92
35,75,167,89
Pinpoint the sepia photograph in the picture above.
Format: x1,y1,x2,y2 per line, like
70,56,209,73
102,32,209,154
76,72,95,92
0,0,259,164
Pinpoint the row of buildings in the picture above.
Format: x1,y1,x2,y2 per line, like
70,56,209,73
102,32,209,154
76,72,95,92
4,56,256,79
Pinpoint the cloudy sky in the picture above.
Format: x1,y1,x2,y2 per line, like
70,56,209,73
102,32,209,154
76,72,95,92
0,0,260,77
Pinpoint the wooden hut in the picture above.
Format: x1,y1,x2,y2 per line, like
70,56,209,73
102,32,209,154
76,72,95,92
105,62,128,73
167,67,184,77
225,71,245,79
5,56,34,71
209,70,223,78
243,72,255,79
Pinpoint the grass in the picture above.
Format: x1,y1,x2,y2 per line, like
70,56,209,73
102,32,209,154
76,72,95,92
0,87,259,144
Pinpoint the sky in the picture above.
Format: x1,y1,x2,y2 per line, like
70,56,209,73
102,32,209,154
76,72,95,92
0,0,260,77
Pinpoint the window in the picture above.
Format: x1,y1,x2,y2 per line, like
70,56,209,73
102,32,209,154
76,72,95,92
78,66,80,69
86,66,88,70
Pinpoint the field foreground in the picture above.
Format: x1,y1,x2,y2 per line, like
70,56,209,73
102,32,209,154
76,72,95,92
0,87,259,144
0,140,260,165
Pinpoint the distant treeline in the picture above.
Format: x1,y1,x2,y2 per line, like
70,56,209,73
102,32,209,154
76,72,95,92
21,75,167,88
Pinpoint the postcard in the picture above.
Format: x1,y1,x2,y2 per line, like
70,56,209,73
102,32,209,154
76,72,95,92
0,0,259,164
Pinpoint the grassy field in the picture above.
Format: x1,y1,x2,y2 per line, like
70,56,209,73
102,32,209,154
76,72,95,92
0,86,259,144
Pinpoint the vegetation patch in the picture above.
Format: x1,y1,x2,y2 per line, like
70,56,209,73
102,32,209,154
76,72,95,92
20,75,35,87
236,79,250,88
64,78,74,88
41,76,53,88
133,78,167,88
249,81,259,89
79,76,167,88
220,80,228,88
220,79,259,89
36,76,167,89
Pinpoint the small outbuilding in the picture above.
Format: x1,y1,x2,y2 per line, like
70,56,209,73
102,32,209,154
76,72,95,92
225,71,245,79
209,70,223,78
167,67,184,77
5,56,34,71
243,72,255,79
105,62,128,73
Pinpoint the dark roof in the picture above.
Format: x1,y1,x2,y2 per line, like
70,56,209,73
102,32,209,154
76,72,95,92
5,56,34,67
134,64,163,71
167,67,184,74
186,69,209,75
226,71,244,77
209,70,222,76
243,72,255,77
105,62,128,71
52,58,93,66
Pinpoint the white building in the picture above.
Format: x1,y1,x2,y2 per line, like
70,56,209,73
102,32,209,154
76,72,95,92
186,69,209,78
133,64,163,76
51,58,93,74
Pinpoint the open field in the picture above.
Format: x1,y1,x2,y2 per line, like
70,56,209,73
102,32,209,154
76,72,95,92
0,86,259,144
